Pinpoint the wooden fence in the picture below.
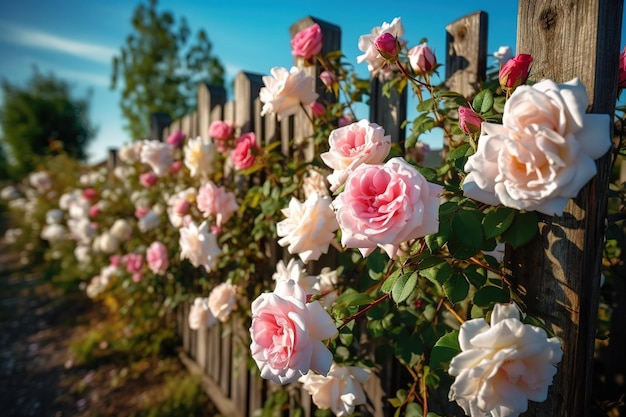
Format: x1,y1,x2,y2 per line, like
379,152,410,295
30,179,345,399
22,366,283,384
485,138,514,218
144,3,623,417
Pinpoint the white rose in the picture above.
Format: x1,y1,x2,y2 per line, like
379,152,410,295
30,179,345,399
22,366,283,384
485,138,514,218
110,219,133,242
179,220,221,273
462,78,611,216
140,140,174,177
40,224,67,243
260,66,319,121
356,17,407,79
272,258,318,295
299,364,371,417
46,209,64,225
207,281,237,324
302,167,330,198
93,232,120,254
277,193,338,264
188,297,213,330
138,210,160,233
184,136,215,178
448,303,563,417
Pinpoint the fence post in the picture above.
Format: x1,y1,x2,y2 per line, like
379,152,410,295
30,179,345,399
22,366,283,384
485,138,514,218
150,112,172,141
369,76,407,146
197,83,227,140
289,16,342,162
510,1,622,416
444,11,488,153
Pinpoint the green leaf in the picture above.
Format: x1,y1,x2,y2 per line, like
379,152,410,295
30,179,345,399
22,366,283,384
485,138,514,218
501,211,539,249
420,261,452,285
450,209,483,258
443,272,470,303
473,286,510,307
381,268,403,294
483,207,516,239
391,272,418,304
430,330,460,370
463,264,487,288
333,288,373,308
405,402,424,417
417,97,435,113
472,89,494,114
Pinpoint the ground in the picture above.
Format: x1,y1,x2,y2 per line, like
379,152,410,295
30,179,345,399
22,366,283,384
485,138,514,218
0,224,218,417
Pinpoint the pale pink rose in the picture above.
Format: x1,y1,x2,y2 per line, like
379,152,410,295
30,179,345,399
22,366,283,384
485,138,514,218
232,132,261,170
179,220,221,273
123,253,144,282
291,23,323,61
249,279,338,384
207,281,237,324
209,120,235,141
462,78,611,216
88,205,100,218
166,188,196,228
277,193,339,264
357,17,407,78
196,180,239,226
188,297,213,330
448,303,563,417
166,130,186,147
82,188,98,202
184,136,216,178
29,171,51,193
320,120,392,192
139,172,158,188
299,364,371,417
260,66,319,121
407,43,437,74
146,241,169,275
140,140,174,177
333,157,443,258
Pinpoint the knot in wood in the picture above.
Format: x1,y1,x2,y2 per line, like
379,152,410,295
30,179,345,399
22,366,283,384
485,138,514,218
450,22,467,42
540,6,558,31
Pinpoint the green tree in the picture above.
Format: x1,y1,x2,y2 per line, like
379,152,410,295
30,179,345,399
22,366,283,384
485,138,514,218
111,0,225,140
0,68,96,177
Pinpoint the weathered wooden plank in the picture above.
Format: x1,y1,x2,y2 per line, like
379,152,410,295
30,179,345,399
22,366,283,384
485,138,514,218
150,112,171,141
511,1,622,416
190,111,198,138
178,351,244,417
181,114,192,138
220,322,232,395
182,300,190,353
196,324,207,370
198,83,227,140
289,16,342,163
369,76,407,146
234,71,264,134
230,318,249,416
444,11,488,99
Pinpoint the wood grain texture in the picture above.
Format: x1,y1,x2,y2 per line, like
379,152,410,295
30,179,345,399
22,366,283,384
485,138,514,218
444,11,488,99
511,1,622,416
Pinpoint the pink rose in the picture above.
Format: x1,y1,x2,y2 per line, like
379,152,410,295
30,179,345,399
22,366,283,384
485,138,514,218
333,157,443,258
357,17,407,78
134,207,150,219
319,71,337,89
82,188,97,202
311,102,326,118
139,172,158,188
250,279,338,384
123,253,144,282
374,32,399,59
260,66,319,121
166,130,186,147
337,114,354,128
146,241,169,275
291,23,323,61
88,205,100,218
209,120,235,141
407,43,437,74
232,132,261,170
320,119,391,192
174,199,190,216
499,53,533,90
458,106,483,135
170,161,182,173
196,180,239,226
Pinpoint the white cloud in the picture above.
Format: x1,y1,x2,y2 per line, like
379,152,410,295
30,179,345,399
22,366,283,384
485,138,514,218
0,21,117,65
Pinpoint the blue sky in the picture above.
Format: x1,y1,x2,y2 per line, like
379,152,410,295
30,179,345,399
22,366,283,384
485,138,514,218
0,1,623,163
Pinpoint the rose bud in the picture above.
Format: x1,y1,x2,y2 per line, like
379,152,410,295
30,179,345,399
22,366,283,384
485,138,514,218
458,106,483,135
408,43,437,74
374,32,399,60
311,102,326,118
499,53,533,90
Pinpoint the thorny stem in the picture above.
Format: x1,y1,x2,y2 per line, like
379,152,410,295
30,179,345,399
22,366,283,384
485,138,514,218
337,293,390,331
315,55,358,121
442,299,465,324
